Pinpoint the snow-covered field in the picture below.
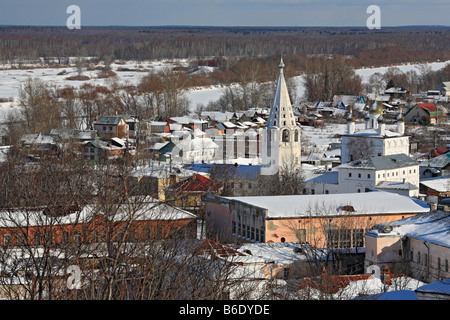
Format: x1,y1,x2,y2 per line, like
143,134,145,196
0,58,449,123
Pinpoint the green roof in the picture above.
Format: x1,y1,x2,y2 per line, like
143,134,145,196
339,153,418,170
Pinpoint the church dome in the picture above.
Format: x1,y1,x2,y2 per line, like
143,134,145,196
369,101,383,114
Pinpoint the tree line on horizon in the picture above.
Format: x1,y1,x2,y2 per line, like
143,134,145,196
0,26,449,68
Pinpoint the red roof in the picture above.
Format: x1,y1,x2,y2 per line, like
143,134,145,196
417,103,438,112
169,174,222,193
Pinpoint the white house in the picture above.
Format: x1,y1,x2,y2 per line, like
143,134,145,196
171,137,219,164
305,153,420,197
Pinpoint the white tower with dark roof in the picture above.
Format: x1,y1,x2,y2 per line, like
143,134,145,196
263,58,301,174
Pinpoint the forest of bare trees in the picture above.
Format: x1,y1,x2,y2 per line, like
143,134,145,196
1,26,449,67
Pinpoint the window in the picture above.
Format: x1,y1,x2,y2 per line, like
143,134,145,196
353,229,365,248
294,130,299,142
232,221,236,234
358,173,361,178
296,229,306,242
368,174,371,179
283,268,290,280
74,232,81,245
17,234,25,245
34,232,41,245
4,234,11,246
349,172,352,177
282,129,289,142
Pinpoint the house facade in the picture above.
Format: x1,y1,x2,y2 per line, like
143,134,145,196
92,116,129,140
305,153,420,197
404,103,441,125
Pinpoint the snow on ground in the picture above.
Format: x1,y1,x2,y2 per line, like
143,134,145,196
355,60,450,83
0,58,449,123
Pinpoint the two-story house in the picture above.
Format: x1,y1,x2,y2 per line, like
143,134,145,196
92,116,129,140
305,153,420,197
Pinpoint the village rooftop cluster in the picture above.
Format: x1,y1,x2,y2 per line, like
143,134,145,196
0,57,449,301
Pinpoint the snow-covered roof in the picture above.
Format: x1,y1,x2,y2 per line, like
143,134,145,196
415,279,450,296
237,242,329,265
173,137,219,151
376,181,418,191
0,199,197,228
367,211,450,248
419,175,450,193
341,127,403,138
419,153,450,169
224,191,430,219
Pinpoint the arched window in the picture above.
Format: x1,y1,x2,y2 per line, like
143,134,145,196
294,130,299,142
282,129,289,142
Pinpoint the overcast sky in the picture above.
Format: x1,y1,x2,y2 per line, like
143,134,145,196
0,0,449,27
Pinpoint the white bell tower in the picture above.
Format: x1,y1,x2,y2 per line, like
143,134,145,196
263,58,301,174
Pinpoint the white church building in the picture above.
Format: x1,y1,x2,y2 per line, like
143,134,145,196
341,101,409,164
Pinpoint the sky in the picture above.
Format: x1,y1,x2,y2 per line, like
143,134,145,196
0,0,449,28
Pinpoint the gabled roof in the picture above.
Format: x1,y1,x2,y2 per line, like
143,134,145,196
20,133,59,145
417,102,438,112
419,152,450,169
93,116,124,125
167,174,222,193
